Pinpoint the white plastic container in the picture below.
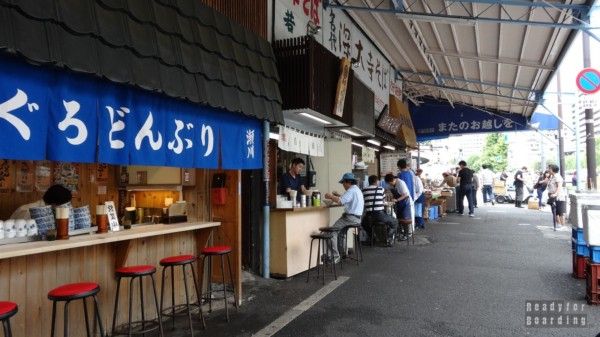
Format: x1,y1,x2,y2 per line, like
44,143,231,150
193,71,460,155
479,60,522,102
569,193,600,229
583,204,600,246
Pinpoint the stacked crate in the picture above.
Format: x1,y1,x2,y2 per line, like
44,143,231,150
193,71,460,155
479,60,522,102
572,227,588,279
583,204,600,303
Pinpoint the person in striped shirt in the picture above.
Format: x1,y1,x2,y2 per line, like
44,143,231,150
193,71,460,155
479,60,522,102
362,175,397,246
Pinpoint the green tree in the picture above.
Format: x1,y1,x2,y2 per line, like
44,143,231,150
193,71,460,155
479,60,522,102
467,154,482,172
480,133,508,172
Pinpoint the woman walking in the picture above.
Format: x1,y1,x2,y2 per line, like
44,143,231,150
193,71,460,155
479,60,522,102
534,170,550,209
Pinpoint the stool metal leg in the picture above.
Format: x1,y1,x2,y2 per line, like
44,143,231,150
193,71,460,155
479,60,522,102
181,264,195,337
82,297,91,337
139,276,146,337
159,267,167,330
50,301,57,337
316,238,322,280
226,253,238,309
170,266,175,330
92,295,106,337
111,277,122,335
189,263,206,329
63,300,70,337
128,278,134,337
150,275,165,337
207,256,213,313
306,238,315,282
4,319,12,337
220,254,229,322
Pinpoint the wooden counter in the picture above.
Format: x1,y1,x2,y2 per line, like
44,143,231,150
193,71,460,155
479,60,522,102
0,221,219,337
0,222,219,260
269,206,339,278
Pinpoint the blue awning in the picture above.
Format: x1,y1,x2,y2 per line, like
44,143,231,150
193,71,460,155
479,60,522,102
409,99,529,141
0,56,262,170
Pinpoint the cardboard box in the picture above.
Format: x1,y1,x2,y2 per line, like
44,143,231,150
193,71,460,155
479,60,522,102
528,198,539,210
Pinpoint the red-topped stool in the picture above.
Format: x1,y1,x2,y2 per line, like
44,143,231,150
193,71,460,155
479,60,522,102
111,265,164,336
48,282,105,337
159,255,204,337
0,301,17,337
199,245,238,322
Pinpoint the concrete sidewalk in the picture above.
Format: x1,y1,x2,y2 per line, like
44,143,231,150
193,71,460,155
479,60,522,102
160,203,599,337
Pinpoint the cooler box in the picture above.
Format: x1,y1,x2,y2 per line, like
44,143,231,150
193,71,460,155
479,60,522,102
583,204,600,247
570,193,600,229
527,198,539,210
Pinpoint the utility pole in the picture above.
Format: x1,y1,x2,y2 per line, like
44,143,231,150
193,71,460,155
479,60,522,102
583,32,598,189
557,71,566,176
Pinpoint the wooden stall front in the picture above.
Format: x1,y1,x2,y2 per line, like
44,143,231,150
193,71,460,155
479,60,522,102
0,161,243,337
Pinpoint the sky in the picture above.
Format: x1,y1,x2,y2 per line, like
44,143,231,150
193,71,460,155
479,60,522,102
540,8,600,112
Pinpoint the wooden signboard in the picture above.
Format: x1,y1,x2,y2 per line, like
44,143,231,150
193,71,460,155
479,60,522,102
16,161,34,192
333,57,351,117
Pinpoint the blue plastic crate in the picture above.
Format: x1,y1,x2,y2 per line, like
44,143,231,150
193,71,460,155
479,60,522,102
428,207,436,220
591,246,600,263
572,228,585,244
576,243,590,257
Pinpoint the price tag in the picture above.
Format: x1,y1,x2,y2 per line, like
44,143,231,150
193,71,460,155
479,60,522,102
104,201,120,231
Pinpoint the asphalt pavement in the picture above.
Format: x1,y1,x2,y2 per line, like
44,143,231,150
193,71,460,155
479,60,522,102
162,202,600,337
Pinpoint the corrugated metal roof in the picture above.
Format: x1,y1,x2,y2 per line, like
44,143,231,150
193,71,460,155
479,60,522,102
326,0,593,117
0,0,283,123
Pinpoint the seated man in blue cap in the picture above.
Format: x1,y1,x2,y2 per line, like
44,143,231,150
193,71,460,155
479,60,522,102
324,172,364,263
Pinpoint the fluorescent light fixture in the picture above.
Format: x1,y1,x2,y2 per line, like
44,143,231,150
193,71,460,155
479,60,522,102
368,146,380,152
269,132,279,140
299,112,331,125
383,144,396,151
395,12,476,26
351,142,364,148
339,129,361,137
367,139,381,146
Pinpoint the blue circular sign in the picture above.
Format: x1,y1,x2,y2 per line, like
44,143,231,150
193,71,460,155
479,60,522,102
576,68,600,94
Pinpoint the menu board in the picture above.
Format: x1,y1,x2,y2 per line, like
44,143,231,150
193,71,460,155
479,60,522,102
35,161,53,192
379,151,407,177
0,160,13,193
16,161,34,192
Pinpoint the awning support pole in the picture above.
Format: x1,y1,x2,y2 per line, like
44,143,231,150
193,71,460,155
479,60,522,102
262,121,270,278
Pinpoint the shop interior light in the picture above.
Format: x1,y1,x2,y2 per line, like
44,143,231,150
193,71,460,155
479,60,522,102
368,146,380,152
383,144,396,151
269,132,280,140
351,142,364,148
339,128,361,137
366,139,381,146
298,112,331,125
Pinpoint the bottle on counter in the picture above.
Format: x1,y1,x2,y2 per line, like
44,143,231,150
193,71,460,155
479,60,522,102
312,191,321,207
300,194,306,207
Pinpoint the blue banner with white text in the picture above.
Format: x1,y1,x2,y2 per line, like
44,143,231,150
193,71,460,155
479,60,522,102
0,56,263,169
409,99,529,141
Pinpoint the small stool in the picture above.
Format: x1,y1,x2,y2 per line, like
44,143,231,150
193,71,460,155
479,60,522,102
199,246,238,322
111,265,163,336
306,232,337,284
159,255,205,337
319,227,343,269
0,302,17,337
48,282,105,337
342,224,363,265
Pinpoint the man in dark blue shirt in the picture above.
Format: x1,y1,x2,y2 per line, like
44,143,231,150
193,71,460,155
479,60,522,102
279,158,308,202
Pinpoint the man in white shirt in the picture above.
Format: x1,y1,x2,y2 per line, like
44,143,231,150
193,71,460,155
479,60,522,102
325,173,365,263
480,164,495,205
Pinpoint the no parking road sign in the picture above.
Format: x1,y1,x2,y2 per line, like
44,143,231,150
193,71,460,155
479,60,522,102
576,68,600,94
